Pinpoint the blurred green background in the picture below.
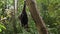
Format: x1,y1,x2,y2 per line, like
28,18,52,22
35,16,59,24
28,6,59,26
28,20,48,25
0,0,60,34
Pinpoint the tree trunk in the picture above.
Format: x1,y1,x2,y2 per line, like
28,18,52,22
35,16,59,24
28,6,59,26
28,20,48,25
26,0,48,34
11,0,18,34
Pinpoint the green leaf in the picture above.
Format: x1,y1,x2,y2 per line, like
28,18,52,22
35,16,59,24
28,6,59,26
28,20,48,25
0,29,2,32
0,24,6,30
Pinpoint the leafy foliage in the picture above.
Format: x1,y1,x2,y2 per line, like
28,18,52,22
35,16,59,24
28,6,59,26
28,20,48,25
0,0,60,34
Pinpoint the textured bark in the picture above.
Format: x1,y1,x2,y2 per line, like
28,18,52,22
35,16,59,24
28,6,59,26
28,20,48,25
26,0,48,34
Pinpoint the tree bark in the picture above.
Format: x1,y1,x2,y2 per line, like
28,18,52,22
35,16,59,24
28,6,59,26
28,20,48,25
26,0,48,34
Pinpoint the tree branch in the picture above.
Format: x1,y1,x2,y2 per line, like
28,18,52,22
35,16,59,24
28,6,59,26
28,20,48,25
26,0,48,34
